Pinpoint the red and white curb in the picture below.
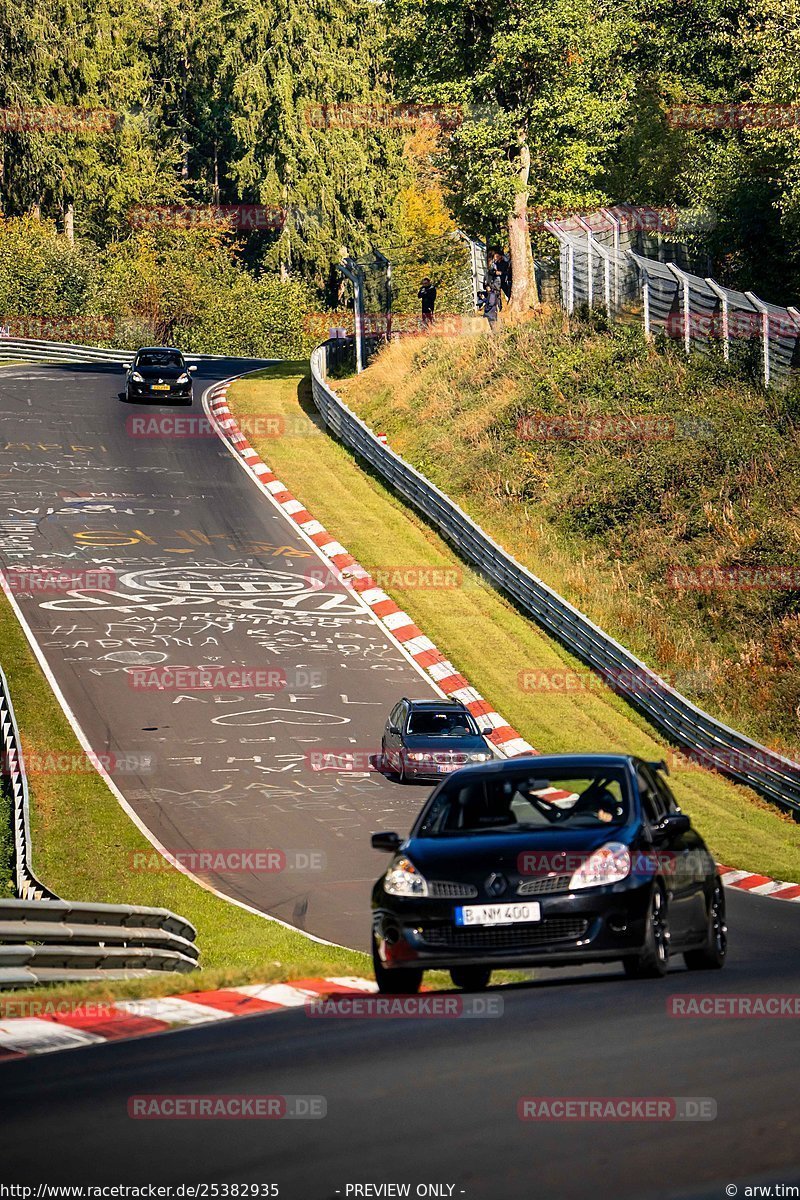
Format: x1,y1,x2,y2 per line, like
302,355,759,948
717,865,800,901
203,376,800,902
0,977,378,1061
205,380,533,759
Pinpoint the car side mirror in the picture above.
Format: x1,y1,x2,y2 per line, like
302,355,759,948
371,831,401,852
122,363,131,370
479,723,492,735
653,813,691,840
387,724,398,735
188,364,198,372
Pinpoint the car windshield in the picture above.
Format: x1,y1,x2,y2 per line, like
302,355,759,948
406,709,478,737
137,351,182,368
416,769,631,836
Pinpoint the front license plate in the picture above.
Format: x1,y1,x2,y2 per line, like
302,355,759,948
455,902,541,927
436,764,458,773
151,383,170,391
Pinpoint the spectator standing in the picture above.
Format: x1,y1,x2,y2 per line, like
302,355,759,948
480,282,502,333
418,277,437,327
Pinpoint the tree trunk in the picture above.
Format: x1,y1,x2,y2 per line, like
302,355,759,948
508,132,539,311
63,201,75,243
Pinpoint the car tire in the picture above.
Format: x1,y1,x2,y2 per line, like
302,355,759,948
623,885,670,979
397,755,407,784
450,967,492,991
684,878,727,971
380,742,399,781
372,935,422,995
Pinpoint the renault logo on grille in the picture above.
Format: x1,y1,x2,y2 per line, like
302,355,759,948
486,872,507,897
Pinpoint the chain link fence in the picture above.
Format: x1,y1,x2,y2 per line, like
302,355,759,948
545,206,800,390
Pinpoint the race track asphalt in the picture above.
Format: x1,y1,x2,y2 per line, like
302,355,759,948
0,360,447,947
1,888,798,1197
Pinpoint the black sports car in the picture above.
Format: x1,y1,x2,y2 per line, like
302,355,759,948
371,753,726,993
381,697,494,782
123,347,196,404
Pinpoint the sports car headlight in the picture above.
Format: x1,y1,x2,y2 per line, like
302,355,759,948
131,371,144,382
383,856,428,897
176,372,190,383
569,842,631,890
469,751,492,762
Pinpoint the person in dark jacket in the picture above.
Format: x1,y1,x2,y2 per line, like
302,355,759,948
418,277,437,327
479,282,502,333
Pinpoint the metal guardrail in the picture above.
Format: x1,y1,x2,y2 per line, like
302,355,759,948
544,209,800,391
0,337,232,365
310,342,800,819
0,667,200,984
0,666,57,901
0,899,199,987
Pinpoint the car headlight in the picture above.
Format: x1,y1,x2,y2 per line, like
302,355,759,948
176,372,190,383
407,752,434,762
131,371,144,382
383,856,428,897
569,842,631,890
469,751,492,762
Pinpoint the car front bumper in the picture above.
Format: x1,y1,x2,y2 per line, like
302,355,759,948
372,881,654,971
127,382,193,402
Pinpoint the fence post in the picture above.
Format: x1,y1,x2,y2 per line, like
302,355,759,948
746,293,771,387
374,249,392,342
601,208,621,310
667,263,691,354
577,217,594,308
339,258,364,373
706,278,730,362
456,230,487,307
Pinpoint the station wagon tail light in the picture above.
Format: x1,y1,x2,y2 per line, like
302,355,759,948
384,856,429,897
569,842,631,890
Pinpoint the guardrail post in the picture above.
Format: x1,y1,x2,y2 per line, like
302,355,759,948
667,263,692,354
746,292,771,388
706,278,730,362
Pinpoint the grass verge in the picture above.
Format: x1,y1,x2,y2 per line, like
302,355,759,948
228,362,800,883
0,592,367,1005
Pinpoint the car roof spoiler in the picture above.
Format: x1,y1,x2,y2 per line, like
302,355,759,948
648,759,670,775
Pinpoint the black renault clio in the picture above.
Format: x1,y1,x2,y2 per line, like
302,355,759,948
123,346,197,404
370,754,726,993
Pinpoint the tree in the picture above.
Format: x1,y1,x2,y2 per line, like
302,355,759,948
388,0,632,310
